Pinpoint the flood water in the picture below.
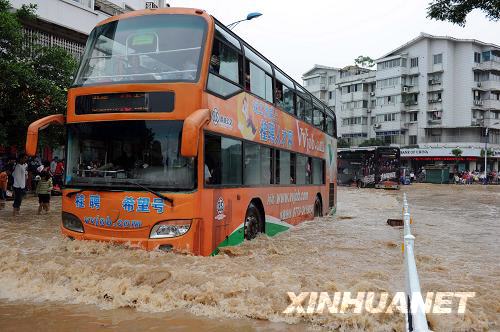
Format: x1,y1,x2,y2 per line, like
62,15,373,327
0,184,498,331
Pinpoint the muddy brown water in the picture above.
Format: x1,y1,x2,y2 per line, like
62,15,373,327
0,184,498,331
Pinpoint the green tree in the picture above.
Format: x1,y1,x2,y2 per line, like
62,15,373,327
451,148,463,157
337,138,350,148
359,138,385,147
0,0,77,150
354,55,375,68
427,0,500,26
480,148,493,157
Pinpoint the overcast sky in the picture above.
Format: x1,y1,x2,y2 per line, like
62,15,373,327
125,0,499,82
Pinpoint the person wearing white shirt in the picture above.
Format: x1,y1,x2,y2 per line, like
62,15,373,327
12,154,28,216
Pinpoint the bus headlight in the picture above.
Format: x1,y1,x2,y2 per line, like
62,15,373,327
62,212,84,233
150,220,192,239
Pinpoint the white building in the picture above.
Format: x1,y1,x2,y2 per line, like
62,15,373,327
303,33,500,172
11,0,138,57
302,65,340,110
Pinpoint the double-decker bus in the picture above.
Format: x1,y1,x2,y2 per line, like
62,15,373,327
337,146,400,189
25,8,337,256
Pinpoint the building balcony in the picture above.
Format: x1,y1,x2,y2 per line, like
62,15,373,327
422,135,487,144
477,80,500,91
428,98,442,104
473,60,500,72
401,85,419,94
340,91,369,103
485,99,500,110
427,119,442,126
11,0,126,35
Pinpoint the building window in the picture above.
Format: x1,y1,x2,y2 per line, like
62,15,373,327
410,57,419,67
409,135,417,145
328,91,333,100
377,58,401,70
410,112,418,122
474,52,481,63
433,53,443,64
328,76,335,84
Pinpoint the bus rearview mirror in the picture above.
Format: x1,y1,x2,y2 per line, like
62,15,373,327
26,114,65,156
181,109,210,158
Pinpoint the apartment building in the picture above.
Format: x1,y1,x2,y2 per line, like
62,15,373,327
11,0,137,58
303,33,500,172
335,66,376,146
302,65,340,110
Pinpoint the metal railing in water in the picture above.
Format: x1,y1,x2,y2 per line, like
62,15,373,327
402,193,430,332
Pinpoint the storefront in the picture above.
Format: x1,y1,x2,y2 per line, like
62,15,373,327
401,147,500,173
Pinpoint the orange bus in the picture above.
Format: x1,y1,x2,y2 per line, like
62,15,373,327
25,8,338,256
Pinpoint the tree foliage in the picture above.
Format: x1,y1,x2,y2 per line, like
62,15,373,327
451,148,463,157
337,138,350,148
480,148,493,157
359,138,385,147
0,0,77,150
427,0,500,26
354,55,375,68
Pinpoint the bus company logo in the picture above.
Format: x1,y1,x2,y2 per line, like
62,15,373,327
215,197,226,221
296,122,325,153
211,108,233,129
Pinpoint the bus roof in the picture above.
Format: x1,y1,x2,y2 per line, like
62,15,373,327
96,7,211,27
95,7,336,120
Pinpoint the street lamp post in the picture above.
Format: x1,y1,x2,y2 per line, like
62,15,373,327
484,121,500,184
227,12,263,30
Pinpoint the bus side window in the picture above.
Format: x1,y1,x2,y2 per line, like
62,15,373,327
246,61,273,103
290,153,296,184
204,134,242,185
243,142,261,185
326,115,334,136
276,150,291,185
296,96,305,120
275,80,284,109
304,98,313,124
207,38,243,98
313,103,324,130
260,146,273,185
312,158,324,184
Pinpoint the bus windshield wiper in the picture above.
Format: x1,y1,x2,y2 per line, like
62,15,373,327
125,181,174,206
66,187,124,197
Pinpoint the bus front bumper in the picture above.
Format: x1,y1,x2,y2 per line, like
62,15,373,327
60,218,201,254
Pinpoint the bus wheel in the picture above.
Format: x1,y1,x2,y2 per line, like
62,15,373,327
244,203,262,240
314,196,323,217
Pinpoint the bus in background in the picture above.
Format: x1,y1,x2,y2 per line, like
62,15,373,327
337,146,400,189
25,8,338,256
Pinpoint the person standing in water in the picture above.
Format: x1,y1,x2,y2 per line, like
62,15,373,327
12,154,28,216
36,172,53,214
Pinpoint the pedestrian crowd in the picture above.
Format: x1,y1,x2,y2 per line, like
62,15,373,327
453,170,499,185
0,154,64,216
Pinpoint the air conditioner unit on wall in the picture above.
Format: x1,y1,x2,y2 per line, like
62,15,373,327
370,92,375,96
373,123,381,128
403,86,409,92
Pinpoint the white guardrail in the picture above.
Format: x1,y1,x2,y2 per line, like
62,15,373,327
402,193,430,332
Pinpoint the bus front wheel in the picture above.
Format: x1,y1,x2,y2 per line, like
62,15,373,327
314,196,323,217
244,203,263,240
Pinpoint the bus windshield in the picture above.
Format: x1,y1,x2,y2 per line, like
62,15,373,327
65,121,196,190
74,14,207,86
